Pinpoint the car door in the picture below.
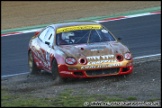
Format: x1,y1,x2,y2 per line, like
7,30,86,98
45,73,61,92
38,26,55,71
31,27,49,69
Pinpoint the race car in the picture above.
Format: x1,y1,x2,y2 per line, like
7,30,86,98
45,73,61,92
28,21,133,81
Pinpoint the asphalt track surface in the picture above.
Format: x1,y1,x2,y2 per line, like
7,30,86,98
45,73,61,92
1,14,161,77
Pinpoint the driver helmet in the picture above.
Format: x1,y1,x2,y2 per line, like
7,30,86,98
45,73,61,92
62,32,75,42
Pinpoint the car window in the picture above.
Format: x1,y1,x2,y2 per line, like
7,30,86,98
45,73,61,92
96,29,115,41
56,25,116,45
39,27,49,42
39,27,55,46
89,30,101,43
44,27,55,46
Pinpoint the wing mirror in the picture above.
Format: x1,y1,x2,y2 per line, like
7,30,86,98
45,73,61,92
45,41,50,45
117,37,122,41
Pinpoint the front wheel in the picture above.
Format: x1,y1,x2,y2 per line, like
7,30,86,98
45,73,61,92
28,51,40,74
51,59,67,84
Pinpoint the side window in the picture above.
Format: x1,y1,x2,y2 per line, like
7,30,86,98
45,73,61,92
44,27,55,46
39,27,49,42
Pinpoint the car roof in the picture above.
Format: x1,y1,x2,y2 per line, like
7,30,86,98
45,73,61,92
48,21,100,29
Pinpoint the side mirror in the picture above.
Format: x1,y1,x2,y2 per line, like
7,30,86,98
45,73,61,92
117,37,122,41
45,41,50,45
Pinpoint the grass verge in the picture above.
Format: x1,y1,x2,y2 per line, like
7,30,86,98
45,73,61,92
1,88,160,107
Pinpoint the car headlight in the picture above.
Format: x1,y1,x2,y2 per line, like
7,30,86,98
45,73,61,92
65,57,77,65
124,52,132,60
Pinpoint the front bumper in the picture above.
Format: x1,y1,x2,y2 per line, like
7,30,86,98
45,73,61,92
58,64,133,78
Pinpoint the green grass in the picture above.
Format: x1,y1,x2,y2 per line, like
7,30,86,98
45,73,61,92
126,96,137,101
147,98,161,102
1,90,52,107
1,89,160,107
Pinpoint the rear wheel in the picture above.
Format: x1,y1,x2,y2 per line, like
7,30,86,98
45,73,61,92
52,59,67,84
28,51,40,74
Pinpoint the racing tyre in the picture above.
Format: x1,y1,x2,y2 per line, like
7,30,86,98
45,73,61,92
28,51,40,74
52,59,67,84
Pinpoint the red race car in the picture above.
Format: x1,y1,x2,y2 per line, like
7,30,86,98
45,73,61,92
28,21,133,81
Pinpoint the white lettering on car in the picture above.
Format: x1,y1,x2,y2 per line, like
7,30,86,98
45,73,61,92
87,60,117,65
86,55,114,60
81,63,122,69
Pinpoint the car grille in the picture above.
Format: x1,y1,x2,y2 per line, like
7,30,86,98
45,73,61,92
86,68,119,76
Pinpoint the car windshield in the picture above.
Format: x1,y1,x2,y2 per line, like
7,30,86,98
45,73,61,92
56,27,116,45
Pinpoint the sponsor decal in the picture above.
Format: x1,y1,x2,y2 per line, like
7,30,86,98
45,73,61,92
80,54,122,69
90,49,98,51
87,60,117,65
90,48,104,51
86,55,114,60
60,71,72,74
81,63,122,69
57,25,101,33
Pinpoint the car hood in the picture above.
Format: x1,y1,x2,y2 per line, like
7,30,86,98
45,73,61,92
57,41,129,59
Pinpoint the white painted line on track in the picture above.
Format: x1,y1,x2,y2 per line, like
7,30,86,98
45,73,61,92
21,28,42,33
1,54,161,79
1,28,42,37
2,72,30,78
95,11,160,23
1,32,22,37
125,13,151,18
134,54,161,59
